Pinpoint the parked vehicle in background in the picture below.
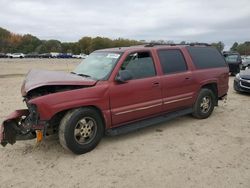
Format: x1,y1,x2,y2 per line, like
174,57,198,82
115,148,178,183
57,53,73,58
0,43,229,154
50,52,60,58
38,53,52,58
242,56,250,69
234,68,250,93
72,53,88,59
0,53,7,58
7,53,25,58
223,51,242,75
25,52,39,58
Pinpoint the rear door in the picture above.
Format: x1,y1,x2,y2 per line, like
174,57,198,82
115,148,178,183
157,49,196,112
109,51,163,126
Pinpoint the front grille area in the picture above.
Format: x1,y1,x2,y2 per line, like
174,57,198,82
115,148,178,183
241,80,250,88
241,77,250,80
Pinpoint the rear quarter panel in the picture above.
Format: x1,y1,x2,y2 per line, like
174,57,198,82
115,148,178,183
191,67,229,98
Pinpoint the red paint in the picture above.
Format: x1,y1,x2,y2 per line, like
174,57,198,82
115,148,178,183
21,69,97,96
2,45,229,138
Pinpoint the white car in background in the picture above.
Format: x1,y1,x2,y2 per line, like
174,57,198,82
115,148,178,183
7,53,25,58
50,52,60,58
72,53,88,59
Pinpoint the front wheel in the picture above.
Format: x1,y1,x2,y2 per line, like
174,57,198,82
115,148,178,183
59,108,104,154
192,88,216,119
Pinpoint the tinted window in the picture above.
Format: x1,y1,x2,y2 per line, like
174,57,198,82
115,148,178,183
187,46,226,69
157,49,187,74
223,53,241,63
120,52,156,79
224,55,239,63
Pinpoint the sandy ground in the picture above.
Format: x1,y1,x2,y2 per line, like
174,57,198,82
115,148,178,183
0,58,250,188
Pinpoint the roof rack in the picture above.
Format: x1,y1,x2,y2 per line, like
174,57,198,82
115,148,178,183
144,42,211,47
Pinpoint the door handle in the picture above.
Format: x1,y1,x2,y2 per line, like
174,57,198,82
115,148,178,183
185,77,191,80
152,82,160,87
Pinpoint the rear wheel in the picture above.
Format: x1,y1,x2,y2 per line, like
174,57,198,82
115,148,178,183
59,108,104,154
192,88,216,119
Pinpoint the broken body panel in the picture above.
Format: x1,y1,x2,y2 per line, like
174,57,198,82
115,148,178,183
0,109,29,146
1,69,100,146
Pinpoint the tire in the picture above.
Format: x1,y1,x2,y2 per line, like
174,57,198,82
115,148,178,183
59,108,104,154
192,88,216,119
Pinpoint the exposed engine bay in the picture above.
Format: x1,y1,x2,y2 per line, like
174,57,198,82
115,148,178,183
26,85,85,99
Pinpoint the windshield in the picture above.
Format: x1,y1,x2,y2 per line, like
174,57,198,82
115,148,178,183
73,52,122,80
224,55,239,63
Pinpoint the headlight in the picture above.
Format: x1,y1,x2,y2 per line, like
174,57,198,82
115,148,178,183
26,103,39,123
235,73,240,80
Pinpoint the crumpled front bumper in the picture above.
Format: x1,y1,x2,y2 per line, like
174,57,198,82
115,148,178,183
0,109,29,146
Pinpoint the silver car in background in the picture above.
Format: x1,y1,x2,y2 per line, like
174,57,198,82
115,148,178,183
242,56,250,69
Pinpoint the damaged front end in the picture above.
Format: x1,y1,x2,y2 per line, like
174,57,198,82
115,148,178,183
0,103,47,147
1,69,98,147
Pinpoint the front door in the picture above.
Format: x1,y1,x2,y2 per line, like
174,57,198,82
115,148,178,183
109,51,163,126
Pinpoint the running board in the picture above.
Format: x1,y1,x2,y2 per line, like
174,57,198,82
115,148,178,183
105,108,193,136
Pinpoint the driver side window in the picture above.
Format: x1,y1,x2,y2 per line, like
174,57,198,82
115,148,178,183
120,51,156,79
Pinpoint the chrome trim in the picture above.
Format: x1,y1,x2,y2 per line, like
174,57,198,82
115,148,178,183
164,97,192,105
239,77,250,82
240,81,250,89
114,103,162,116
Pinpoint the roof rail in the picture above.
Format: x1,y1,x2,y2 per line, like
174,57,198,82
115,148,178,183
189,42,211,46
144,42,211,47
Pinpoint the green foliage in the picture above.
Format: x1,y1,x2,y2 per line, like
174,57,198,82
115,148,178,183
211,41,224,52
0,27,10,39
78,36,142,54
0,27,144,54
0,28,10,52
37,40,62,53
78,37,93,54
16,34,42,53
230,42,238,51
231,41,250,55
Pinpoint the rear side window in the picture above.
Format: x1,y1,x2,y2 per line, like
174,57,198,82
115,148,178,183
187,46,226,69
157,49,187,74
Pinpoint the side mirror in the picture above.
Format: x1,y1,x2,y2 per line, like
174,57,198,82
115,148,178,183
115,70,133,83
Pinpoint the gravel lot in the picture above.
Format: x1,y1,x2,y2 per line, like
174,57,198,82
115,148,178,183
0,59,250,188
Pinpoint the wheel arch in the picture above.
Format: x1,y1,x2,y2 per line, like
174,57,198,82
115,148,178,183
200,82,218,105
49,105,107,130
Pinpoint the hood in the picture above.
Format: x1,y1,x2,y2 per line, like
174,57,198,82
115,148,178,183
21,69,97,96
239,69,250,80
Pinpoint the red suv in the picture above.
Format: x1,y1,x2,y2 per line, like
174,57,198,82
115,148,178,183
0,44,229,154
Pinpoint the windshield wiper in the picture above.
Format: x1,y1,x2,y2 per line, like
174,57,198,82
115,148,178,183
71,72,91,78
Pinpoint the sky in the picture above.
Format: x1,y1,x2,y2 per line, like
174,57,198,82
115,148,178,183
0,0,250,49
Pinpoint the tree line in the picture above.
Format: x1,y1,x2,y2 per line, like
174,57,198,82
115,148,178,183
230,42,250,55
0,27,141,54
0,27,249,55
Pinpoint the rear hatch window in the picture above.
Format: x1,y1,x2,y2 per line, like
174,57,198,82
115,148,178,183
187,46,227,69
